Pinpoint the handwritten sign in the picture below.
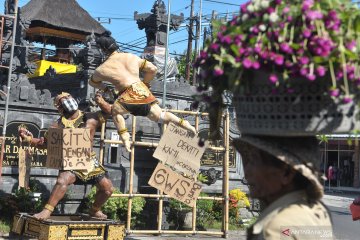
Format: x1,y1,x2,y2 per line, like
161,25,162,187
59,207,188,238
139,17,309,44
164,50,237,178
18,146,31,188
46,128,92,171
153,122,207,177
148,162,202,207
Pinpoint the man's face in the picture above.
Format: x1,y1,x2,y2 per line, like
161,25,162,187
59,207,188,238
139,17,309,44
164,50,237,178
243,153,287,202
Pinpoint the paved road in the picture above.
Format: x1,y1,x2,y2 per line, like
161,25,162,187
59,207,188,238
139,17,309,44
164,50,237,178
125,230,247,240
329,206,360,240
323,194,360,240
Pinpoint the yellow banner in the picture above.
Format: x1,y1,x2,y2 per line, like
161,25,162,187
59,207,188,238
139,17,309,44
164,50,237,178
29,60,76,77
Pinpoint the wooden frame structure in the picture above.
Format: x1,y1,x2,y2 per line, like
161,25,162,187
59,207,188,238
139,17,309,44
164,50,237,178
99,109,230,238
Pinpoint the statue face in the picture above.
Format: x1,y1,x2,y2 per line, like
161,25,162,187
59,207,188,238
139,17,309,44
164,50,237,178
60,96,78,114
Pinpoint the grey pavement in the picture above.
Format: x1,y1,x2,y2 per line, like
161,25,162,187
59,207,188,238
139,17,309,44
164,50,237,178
321,192,360,240
125,230,246,240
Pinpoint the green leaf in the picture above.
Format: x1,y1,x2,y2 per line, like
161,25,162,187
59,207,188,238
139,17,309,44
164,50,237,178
344,49,358,60
313,56,326,64
290,43,300,50
230,44,240,57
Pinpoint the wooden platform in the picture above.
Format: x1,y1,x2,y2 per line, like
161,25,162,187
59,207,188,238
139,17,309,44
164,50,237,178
12,213,125,240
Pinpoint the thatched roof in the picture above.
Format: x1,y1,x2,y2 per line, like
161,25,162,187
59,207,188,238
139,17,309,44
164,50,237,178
21,0,106,36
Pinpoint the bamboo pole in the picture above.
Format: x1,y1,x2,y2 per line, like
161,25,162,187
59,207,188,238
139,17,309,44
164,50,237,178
157,191,164,232
111,193,224,201
222,110,230,238
168,109,209,116
126,116,137,231
103,139,224,151
192,203,197,232
192,116,199,232
102,107,230,238
195,113,199,132
157,122,167,232
99,122,106,164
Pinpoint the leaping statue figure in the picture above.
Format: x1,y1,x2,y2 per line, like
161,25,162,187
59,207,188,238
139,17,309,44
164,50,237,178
89,32,196,152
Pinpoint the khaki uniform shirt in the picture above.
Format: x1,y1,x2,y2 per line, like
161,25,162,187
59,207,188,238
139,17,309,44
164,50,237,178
247,191,333,240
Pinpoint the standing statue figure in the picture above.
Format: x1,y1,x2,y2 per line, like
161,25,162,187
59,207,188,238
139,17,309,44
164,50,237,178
18,92,113,220
89,32,196,152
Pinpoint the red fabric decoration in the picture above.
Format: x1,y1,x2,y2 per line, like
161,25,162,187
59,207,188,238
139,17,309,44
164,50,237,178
350,203,360,221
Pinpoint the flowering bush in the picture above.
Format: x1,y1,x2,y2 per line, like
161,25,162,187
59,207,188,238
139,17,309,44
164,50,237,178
229,189,250,221
229,189,251,209
194,0,360,139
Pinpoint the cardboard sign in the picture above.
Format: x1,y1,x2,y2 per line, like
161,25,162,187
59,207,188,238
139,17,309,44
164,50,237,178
46,128,92,170
148,162,202,207
18,147,31,188
153,122,207,177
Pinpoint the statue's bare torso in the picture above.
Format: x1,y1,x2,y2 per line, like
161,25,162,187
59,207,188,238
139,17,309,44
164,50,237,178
93,52,142,92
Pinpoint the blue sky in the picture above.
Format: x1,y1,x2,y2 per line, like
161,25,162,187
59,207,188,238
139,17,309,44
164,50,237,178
1,0,244,56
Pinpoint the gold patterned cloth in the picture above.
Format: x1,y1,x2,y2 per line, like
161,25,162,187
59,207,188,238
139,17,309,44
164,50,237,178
117,81,156,104
114,81,158,116
71,152,107,183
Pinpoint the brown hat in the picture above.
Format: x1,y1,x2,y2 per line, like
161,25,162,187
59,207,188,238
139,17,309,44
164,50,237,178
53,92,71,108
233,135,324,200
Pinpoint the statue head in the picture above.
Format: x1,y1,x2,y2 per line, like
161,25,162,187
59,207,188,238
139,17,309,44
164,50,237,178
95,30,119,55
54,92,78,115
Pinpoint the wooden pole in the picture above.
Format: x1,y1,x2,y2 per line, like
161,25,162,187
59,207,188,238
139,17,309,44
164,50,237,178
126,116,137,231
195,113,199,132
222,110,230,238
103,139,224,151
192,13,200,85
111,193,224,201
157,123,167,232
99,107,231,238
99,122,106,164
1,0,19,177
185,0,194,81
192,203,197,232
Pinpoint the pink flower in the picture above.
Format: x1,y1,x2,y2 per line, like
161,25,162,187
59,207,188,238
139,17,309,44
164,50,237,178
252,61,260,69
267,7,275,14
213,67,224,76
302,28,312,38
234,35,244,45
280,43,293,54
220,35,232,44
283,7,290,14
238,47,246,55
254,45,262,54
240,2,250,14
302,0,314,11
346,40,356,52
209,43,220,52
299,56,310,65
306,10,323,21
316,66,326,77
306,74,316,81
343,97,353,103
242,58,252,69
329,88,340,97
274,54,284,65
300,67,308,76
200,50,208,59
269,74,278,83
